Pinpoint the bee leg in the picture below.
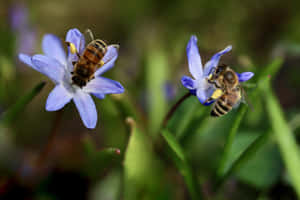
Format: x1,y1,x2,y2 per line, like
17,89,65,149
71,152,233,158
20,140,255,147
72,62,76,66
204,97,214,104
71,71,74,74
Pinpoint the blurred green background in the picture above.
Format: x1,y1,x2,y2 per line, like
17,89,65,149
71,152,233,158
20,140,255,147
0,0,300,199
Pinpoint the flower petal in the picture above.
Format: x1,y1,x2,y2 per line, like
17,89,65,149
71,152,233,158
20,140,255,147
181,75,197,90
92,93,106,99
46,85,73,111
42,34,67,65
94,45,119,76
186,35,203,79
18,53,38,70
83,77,124,95
196,86,215,106
65,28,85,62
73,91,97,129
203,45,232,76
31,54,65,83
237,72,254,82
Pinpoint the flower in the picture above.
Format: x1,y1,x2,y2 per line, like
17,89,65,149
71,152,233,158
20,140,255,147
9,2,36,55
181,35,254,105
18,28,124,129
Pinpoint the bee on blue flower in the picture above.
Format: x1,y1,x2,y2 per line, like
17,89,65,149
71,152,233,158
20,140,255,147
19,28,124,129
181,35,254,113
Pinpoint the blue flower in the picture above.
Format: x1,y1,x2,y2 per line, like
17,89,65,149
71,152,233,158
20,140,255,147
9,3,37,55
19,28,124,129
181,35,254,105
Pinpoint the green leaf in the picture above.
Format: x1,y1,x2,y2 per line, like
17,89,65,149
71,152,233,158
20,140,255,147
236,140,281,189
217,104,247,177
263,81,300,198
146,47,168,137
161,129,202,200
1,81,46,125
83,136,121,178
216,131,271,188
124,118,162,200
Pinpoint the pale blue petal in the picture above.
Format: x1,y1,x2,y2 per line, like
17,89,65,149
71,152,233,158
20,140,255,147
73,91,97,129
83,77,124,94
46,85,72,111
94,45,119,76
65,28,85,62
186,35,203,79
181,76,197,90
42,34,67,65
237,72,254,82
18,53,38,71
196,86,215,106
203,45,232,76
31,55,65,84
92,93,105,99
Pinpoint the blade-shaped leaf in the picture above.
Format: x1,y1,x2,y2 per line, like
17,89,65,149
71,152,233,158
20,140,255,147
217,104,247,177
124,118,162,200
264,81,300,198
146,47,168,137
1,81,46,124
161,129,202,200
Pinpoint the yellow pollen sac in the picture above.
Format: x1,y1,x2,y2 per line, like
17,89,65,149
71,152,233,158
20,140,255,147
99,60,105,67
211,88,223,99
69,43,77,54
208,73,213,80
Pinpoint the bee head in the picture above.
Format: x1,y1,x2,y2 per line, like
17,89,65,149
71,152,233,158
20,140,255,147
224,70,238,86
72,75,87,88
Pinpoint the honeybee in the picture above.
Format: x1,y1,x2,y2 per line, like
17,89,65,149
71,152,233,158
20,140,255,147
66,30,118,88
205,64,243,117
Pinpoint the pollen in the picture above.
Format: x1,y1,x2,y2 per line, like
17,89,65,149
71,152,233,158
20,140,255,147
211,88,223,99
69,42,78,54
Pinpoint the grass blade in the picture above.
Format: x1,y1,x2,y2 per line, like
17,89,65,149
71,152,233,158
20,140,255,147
263,81,300,198
124,118,161,200
217,104,247,177
216,131,270,188
146,47,168,137
1,81,46,124
161,129,202,200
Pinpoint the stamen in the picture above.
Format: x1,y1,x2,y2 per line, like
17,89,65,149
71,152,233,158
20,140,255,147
69,42,77,54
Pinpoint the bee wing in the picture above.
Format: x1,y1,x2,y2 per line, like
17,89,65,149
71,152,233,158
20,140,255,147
239,86,254,111
103,45,119,63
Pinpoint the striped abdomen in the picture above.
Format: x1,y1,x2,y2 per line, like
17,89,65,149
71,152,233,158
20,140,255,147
82,39,107,64
211,96,232,117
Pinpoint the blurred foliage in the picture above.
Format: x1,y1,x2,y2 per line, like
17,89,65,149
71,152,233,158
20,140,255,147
0,0,300,199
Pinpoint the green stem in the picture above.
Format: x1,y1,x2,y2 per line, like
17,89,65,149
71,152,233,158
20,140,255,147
161,92,192,128
217,104,247,177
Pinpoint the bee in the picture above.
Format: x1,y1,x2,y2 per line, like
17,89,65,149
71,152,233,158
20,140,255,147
66,30,118,88
205,64,243,117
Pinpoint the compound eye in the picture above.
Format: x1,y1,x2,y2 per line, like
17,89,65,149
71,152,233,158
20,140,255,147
225,71,235,83
215,65,226,74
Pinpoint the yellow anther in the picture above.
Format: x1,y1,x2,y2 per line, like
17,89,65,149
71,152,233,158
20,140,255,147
211,88,223,99
69,42,77,54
